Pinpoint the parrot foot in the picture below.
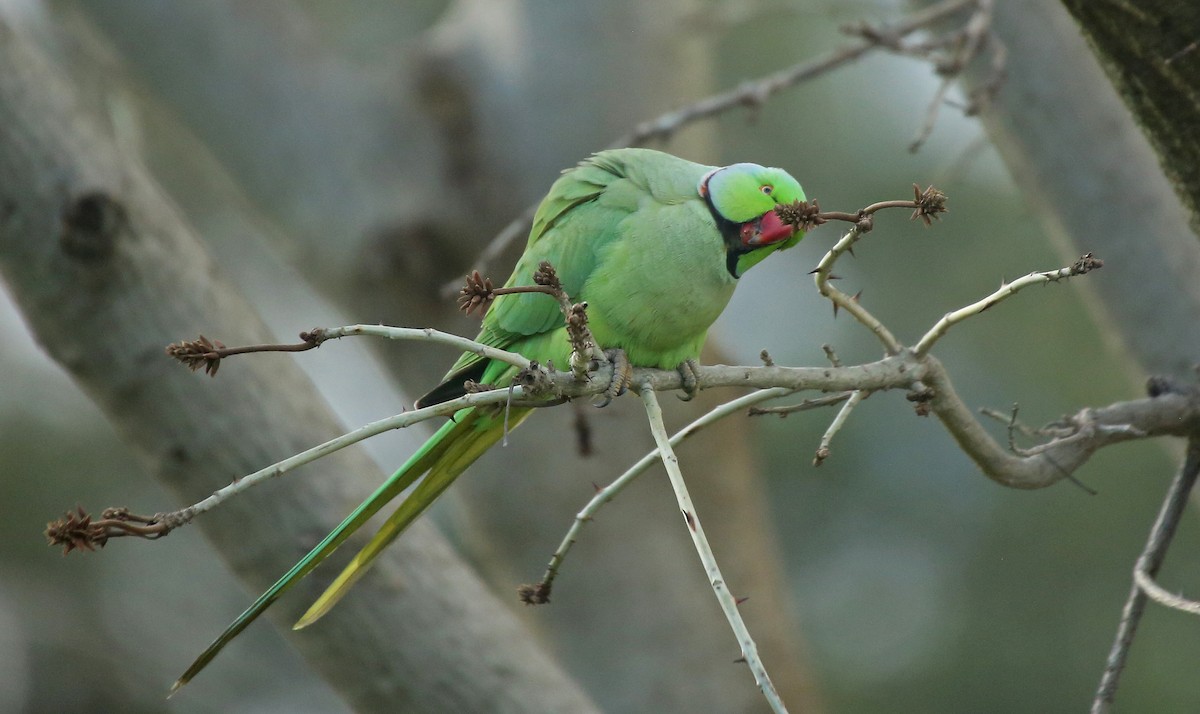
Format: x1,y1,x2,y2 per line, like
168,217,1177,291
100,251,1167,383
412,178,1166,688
676,359,701,401
594,348,632,408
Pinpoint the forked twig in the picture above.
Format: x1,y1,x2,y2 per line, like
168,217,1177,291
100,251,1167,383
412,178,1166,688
522,387,794,604
1092,437,1200,713
813,390,868,466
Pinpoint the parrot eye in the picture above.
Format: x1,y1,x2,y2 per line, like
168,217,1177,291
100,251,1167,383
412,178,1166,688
760,185,773,196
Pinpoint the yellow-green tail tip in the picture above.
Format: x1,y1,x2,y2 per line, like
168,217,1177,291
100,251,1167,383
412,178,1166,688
292,612,319,630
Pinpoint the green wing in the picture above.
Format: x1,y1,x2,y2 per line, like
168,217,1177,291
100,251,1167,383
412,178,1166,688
425,151,676,403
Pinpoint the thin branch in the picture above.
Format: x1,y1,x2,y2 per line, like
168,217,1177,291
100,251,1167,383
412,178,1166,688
981,405,1080,444
914,253,1103,356
99,382,550,545
614,0,980,148
748,391,851,417
167,324,532,377
909,74,957,154
800,185,947,355
812,223,905,354
639,386,787,714
460,261,601,382
1133,569,1200,616
1092,437,1200,713
813,390,868,466
908,0,997,152
920,354,1197,489
522,387,794,604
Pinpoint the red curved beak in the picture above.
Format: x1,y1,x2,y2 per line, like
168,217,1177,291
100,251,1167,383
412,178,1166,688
739,210,795,248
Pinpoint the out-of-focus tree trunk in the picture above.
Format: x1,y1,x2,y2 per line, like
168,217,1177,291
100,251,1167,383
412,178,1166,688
33,0,820,711
0,11,601,714
1059,0,1200,233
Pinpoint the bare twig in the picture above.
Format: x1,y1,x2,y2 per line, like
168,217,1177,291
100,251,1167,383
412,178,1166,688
525,387,794,604
531,260,602,380
1092,437,1200,713
821,344,841,367
1165,39,1199,65
813,390,868,466
615,0,981,148
1133,569,1200,616
914,254,1103,356
639,386,787,714
801,185,947,354
458,262,600,383
812,223,904,354
167,324,532,377
458,269,566,316
748,391,852,417
112,380,556,542
908,0,998,152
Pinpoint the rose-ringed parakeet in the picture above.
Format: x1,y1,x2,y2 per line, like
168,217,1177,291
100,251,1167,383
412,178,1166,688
173,147,806,691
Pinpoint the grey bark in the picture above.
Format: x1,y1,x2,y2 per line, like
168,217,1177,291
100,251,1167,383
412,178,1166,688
0,15,598,714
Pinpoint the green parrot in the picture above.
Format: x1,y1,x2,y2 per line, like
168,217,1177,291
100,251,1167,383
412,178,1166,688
173,147,806,692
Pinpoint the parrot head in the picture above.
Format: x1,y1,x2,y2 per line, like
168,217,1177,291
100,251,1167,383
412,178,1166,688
699,162,807,277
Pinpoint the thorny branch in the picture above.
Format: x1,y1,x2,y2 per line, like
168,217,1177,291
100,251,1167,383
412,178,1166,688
798,184,948,356
51,190,1188,559
638,386,787,713
450,0,1002,292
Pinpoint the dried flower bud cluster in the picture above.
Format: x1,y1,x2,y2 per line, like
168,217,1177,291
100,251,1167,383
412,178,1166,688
458,270,496,316
911,184,948,226
45,506,108,554
533,261,563,292
775,199,827,232
165,336,225,376
1071,252,1104,275
517,581,552,605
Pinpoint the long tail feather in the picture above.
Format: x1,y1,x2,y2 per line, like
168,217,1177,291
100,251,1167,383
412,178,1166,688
294,407,529,628
171,416,466,695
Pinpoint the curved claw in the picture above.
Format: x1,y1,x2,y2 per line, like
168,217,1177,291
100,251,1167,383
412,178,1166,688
594,348,632,408
676,359,701,402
